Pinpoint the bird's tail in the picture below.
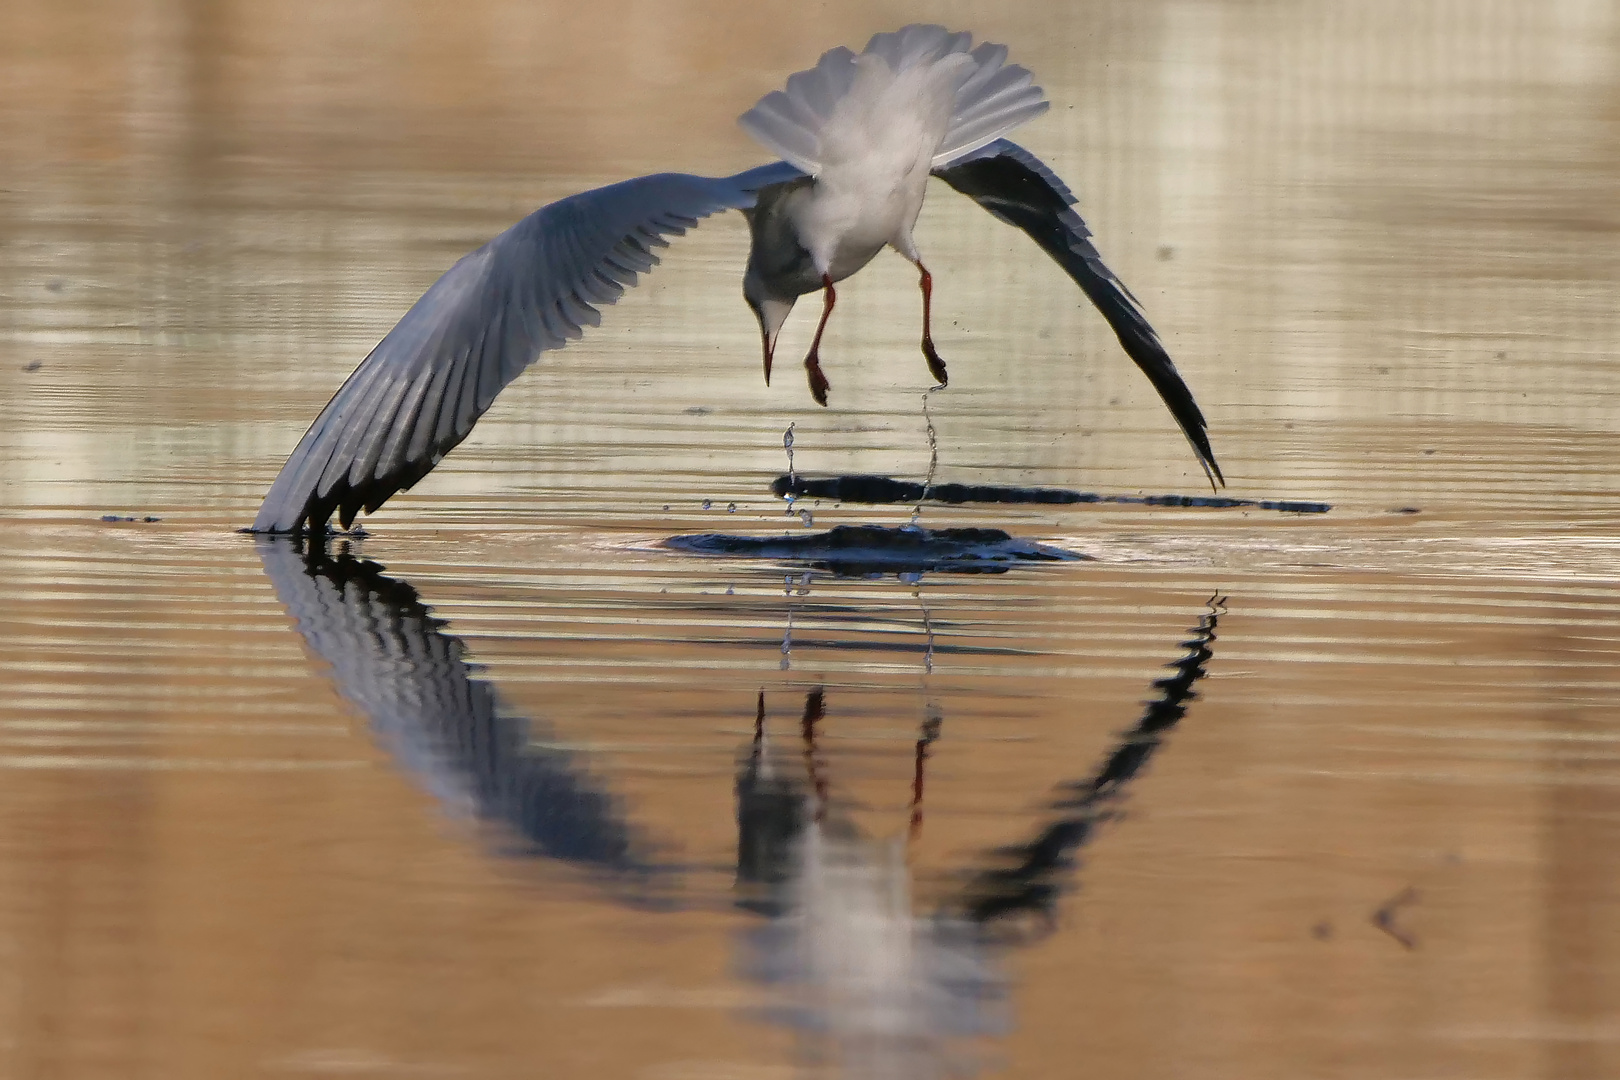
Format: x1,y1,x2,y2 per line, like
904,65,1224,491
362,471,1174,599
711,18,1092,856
739,25,1047,176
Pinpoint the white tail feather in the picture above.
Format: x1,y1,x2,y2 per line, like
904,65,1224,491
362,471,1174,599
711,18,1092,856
739,25,1046,176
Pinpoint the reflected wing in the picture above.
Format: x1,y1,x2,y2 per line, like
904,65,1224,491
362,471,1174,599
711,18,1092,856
950,596,1223,926
255,536,669,880
253,161,805,534
933,140,1223,487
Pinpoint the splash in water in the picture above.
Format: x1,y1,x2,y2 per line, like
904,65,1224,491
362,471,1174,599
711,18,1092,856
910,389,942,528
920,592,935,677
783,421,798,518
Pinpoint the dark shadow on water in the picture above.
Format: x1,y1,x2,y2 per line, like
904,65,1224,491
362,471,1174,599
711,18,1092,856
774,473,1332,514
665,523,1088,576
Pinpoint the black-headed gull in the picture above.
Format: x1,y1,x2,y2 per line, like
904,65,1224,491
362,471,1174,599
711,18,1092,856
253,24,1221,535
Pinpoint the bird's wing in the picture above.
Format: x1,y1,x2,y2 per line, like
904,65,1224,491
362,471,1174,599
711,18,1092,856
252,161,805,534
933,139,1223,487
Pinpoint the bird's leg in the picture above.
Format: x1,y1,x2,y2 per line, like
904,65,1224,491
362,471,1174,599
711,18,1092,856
800,688,828,822
803,274,836,406
917,264,948,388
908,706,942,843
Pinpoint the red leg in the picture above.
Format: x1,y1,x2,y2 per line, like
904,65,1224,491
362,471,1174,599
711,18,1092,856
919,265,948,387
803,275,835,406
800,688,828,822
907,708,942,842
907,736,928,841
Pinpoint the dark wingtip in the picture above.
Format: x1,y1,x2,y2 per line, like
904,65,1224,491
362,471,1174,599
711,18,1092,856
1190,434,1224,491
338,487,364,531
282,452,444,538
242,517,332,538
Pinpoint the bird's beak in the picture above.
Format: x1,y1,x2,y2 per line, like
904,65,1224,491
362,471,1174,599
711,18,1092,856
752,296,795,385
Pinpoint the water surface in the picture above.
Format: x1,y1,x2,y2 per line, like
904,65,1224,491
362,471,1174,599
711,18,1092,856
2,3,1618,1078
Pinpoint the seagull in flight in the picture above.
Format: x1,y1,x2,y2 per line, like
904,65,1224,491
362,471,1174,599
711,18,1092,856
252,24,1222,535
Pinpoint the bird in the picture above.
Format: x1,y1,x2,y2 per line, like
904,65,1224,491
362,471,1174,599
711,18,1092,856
251,24,1222,536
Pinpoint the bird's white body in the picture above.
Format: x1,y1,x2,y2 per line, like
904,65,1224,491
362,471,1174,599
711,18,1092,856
784,51,975,277
740,26,1049,283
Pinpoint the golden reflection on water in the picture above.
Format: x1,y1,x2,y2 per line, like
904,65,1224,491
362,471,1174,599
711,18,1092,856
2,2,1619,1079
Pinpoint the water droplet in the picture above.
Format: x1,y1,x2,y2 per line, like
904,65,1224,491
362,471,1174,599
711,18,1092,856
662,504,669,511
727,502,736,513
701,499,712,510
782,422,798,502
725,584,735,595
799,510,813,527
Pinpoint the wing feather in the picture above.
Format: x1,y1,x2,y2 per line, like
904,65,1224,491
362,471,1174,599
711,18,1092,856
432,342,474,450
934,139,1223,486
252,162,804,533
449,337,484,439
373,362,436,486
344,372,415,491
404,354,458,464
471,302,509,414
559,290,602,329
317,364,400,496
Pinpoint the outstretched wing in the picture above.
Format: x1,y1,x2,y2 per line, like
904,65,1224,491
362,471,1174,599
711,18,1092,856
933,139,1223,487
252,161,804,534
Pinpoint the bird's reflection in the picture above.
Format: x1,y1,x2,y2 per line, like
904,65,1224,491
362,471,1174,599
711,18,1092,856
256,536,676,899
257,535,1220,1078
953,600,1221,929
732,599,1220,1076
736,689,1006,1078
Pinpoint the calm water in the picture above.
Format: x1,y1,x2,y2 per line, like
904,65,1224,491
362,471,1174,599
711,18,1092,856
3,2,1619,1078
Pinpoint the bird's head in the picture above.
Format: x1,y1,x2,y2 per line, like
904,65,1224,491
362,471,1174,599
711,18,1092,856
743,268,796,385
